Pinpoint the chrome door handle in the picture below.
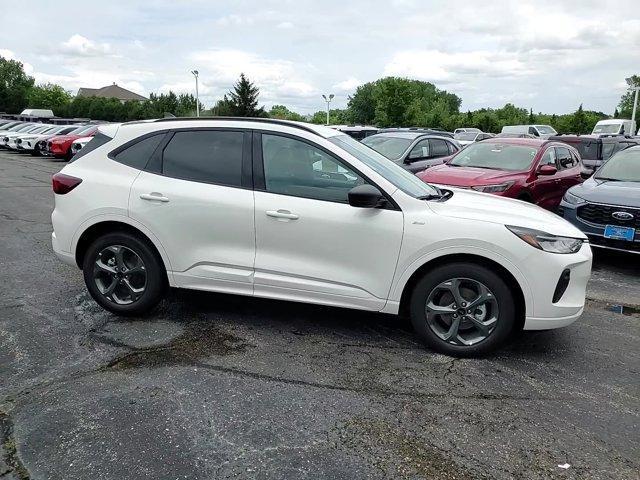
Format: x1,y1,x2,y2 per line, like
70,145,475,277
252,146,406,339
266,209,299,220
140,193,169,202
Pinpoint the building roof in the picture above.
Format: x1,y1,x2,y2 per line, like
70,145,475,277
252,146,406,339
77,83,148,101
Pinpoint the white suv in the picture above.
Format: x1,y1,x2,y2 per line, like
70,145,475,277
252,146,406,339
51,118,592,355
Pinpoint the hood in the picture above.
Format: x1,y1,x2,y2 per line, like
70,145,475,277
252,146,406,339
428,188,586,238
570,178,640,208
418,164,525,185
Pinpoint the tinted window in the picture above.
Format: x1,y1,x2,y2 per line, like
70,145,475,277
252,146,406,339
555,147,575,169
408,139,430,159
71,132,113,162
262,134,365,203
429,139,449,156
112,134,164,169
162,130,244,186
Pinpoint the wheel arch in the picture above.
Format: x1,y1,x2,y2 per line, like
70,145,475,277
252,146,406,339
73,218,173,283
396,253,528,331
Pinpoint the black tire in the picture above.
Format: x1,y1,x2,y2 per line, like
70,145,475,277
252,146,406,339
409,262,516,356
82,232,166,316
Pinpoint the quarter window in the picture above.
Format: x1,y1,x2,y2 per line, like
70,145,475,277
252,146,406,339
262,134,365,203
162,130,244,186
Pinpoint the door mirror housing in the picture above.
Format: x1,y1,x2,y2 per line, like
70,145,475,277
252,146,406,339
348,184,385,208
537,164,558,176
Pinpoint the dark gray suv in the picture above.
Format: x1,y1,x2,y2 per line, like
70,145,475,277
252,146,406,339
361,131,461,173
559,146,640,254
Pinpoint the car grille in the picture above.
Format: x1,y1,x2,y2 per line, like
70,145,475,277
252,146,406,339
577,203,640,229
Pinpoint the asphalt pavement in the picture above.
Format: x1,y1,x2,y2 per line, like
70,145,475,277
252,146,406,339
0,150,638,480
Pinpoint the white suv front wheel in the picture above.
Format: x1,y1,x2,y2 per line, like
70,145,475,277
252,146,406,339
409,262,516,356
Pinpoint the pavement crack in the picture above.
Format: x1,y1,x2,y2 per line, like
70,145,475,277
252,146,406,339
0,410,30,480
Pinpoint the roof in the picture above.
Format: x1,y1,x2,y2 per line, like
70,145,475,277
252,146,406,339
596,119,632,124
368,131,443,140
121,117,341,139
77,84,148,101
482,137,548,147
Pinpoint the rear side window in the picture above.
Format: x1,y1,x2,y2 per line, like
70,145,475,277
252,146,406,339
113,134,164,170
429,139,449,156
70,132,112,162
162,130,244,187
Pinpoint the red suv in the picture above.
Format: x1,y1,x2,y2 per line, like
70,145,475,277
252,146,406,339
417,138,584,210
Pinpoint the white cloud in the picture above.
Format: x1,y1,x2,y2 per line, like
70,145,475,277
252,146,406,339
0,49,15,60
277,21,294,29
215,14,254,26
60,34,112,57
333,77,361,92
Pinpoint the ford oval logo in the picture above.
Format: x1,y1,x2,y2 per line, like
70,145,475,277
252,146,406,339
612,211,634,221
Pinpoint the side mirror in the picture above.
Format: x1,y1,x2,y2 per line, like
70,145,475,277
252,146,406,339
538,165,558,176
580,168,594,179
348,184,385,208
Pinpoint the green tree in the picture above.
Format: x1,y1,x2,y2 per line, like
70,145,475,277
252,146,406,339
227,73,266,117
268,104,304,121
26,83,72,115
0,56,35,113
309,108,351,125
347,82,375,124
617,75,639,118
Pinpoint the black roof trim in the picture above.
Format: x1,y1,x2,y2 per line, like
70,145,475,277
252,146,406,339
125,117,323,137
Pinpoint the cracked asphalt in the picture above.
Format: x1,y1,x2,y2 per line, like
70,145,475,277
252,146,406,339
0,150,638,480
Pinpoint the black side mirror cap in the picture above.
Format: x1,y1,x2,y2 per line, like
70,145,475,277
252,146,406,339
348,184,385,208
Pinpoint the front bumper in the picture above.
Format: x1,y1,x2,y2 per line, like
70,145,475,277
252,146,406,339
559,200,640,254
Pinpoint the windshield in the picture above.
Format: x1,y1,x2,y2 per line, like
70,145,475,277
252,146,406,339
329,134,440,198
450,142,538,171
535,125,557,135
595,148,640,182
592,123,621,134
361,135,413,160
454,132,478,141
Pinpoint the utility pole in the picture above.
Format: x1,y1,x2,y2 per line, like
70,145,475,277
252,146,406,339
631,87,639,128
322,94,334,125
191,70,200,117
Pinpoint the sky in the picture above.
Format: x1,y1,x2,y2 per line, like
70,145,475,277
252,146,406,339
1,0,639,115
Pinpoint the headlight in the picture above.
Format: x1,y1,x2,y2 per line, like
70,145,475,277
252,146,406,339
506,225,584,254
562,190,586,205
471,181,514,193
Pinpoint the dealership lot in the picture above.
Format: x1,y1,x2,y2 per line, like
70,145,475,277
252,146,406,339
0,150,638,479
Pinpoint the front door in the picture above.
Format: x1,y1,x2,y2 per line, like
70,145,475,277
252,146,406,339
530,146,560,209
129,129,255,294
253,133,404,310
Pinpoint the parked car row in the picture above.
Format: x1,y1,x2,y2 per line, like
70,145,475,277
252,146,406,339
0,120,98,159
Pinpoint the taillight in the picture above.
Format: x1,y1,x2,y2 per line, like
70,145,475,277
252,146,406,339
52,173,82,194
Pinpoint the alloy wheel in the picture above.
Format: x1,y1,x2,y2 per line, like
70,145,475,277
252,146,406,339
425,278,499,346
93,245,147,305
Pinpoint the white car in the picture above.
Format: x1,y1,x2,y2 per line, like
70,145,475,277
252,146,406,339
51,119,592,355
453,128,482,135
16,125,84,152
70,136,94,156
453,131,495,146
1,124,49,147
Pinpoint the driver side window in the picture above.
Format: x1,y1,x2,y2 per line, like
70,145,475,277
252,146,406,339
408,139,430,160
539,148,556,167
262,134,365,203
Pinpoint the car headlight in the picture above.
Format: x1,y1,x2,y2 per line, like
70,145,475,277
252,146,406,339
471,181,514,193
506,225,584,254
562,190,586,205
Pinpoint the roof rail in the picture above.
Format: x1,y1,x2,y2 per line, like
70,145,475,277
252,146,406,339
145,116,323,137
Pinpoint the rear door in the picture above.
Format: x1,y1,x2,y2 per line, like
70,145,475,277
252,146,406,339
129,128,255,294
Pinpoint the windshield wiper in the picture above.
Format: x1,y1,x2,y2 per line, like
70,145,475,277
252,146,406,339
595,177,621,182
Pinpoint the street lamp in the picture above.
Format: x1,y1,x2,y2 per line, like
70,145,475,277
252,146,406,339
191,70,200,117
322,94,334,125
627,77,639,128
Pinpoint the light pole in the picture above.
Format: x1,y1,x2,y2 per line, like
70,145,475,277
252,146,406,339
630,87,639,128
191,70,200,117
322,94,334,125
